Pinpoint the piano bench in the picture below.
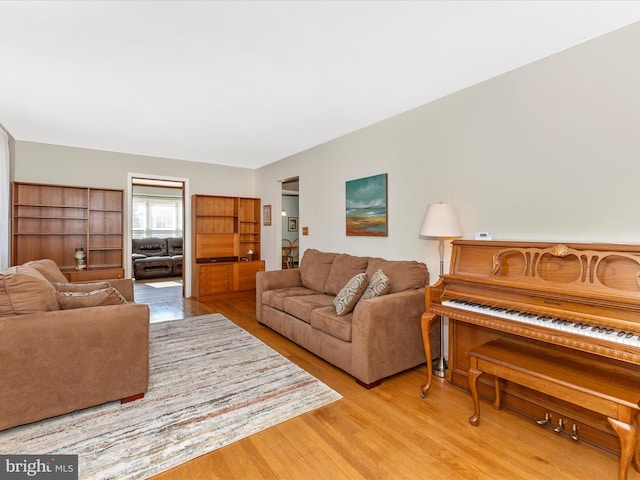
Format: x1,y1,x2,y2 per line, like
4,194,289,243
467,338,640,480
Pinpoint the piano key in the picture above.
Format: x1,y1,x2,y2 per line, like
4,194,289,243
442,299,640,348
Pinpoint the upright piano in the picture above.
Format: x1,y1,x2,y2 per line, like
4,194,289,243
420,240,640,454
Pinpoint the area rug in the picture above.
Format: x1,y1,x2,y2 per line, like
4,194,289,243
0,314,342,479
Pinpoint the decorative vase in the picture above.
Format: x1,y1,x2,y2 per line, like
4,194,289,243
74,247,87,270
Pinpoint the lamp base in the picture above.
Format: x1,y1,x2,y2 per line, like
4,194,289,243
433,357,447,378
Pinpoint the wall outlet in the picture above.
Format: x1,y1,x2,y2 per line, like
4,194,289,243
475,231,493,240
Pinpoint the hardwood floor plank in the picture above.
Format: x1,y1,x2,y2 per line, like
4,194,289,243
146,293,639,480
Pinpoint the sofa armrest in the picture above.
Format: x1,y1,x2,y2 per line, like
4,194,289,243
0,303,150,430
351,288,432,385
255,269,302,323
258,269,302,291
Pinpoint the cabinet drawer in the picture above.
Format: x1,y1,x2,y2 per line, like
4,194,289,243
200,280,232,294
198,264,233,294
66,268,124,282
199,264,232,275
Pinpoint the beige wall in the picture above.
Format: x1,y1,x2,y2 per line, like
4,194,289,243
8,22,640,280
256,22,640,276
13,141,255,197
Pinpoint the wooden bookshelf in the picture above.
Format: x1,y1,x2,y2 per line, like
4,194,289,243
12,182,124,279
191,194,264,299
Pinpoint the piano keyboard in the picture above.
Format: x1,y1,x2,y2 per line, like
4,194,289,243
442,299,640,348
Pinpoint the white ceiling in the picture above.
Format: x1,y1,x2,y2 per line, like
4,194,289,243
2,1,640,169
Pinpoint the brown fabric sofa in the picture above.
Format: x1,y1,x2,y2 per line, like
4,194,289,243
0,259,150,431
256,249,439,388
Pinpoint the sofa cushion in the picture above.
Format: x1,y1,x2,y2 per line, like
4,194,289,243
299,249,337,292
0,266,60,317
310,306,353,342
333,273,368,316
324,254,369,295
360,269,391,301
262,286,318,311
283,294,335,324
56,287,128,309
22,259,68,283
366,258,428,294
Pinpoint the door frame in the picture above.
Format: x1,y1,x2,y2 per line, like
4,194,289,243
126,172,191,297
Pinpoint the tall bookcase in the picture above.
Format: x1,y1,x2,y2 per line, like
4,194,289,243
192,194,264,299
12,182,124,280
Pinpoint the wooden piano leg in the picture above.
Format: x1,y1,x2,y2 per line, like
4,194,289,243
608,416,636,480
420,312,437,398
634,413,640,472
468,366,483,426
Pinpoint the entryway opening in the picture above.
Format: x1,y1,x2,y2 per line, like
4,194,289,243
281,177,299,269
128,175,187,300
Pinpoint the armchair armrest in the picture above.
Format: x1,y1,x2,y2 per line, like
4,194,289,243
0,303,150,430
107,278,135,302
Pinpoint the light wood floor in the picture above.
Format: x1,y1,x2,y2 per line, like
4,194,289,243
143,292,638,480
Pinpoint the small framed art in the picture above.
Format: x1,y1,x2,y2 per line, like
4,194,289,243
263,205,272,226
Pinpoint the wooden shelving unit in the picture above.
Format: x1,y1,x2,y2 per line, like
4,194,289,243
192,194,264,299
12,182,124,280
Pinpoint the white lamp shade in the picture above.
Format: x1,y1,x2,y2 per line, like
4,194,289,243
419,203,462,238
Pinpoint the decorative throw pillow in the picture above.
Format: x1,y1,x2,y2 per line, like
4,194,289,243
332,273,368,317
56,287,128,310
52,281,111,293
360,269,391,301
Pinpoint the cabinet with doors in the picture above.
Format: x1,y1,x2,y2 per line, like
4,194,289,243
191,194,264,299
12,182,124,281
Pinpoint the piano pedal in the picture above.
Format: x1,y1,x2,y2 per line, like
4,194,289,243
536,412,551,425
536,413,580,441
570,423,579,441
553,418,565,433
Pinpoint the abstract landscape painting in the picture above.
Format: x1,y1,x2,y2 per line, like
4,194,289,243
345,173,387,236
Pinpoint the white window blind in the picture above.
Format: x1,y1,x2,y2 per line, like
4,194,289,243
132,196,183,239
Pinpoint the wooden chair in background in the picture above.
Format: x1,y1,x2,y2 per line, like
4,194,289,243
290,238,299,268
282,239,293,269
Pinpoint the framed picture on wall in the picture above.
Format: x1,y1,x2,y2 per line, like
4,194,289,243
346,173,388,236
288,217,298,232
263,205,272,226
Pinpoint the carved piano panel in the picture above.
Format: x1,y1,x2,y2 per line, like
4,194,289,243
420,240,640,455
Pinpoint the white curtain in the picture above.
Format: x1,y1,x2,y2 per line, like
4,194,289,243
0,126,10,270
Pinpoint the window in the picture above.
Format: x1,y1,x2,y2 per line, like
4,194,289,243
132,193,183,239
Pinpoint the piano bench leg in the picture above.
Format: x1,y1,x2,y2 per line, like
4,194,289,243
492,377,502,410
468,367,483,426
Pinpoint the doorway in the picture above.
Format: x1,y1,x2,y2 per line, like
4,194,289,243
127,175,189,298
281,177,299,269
